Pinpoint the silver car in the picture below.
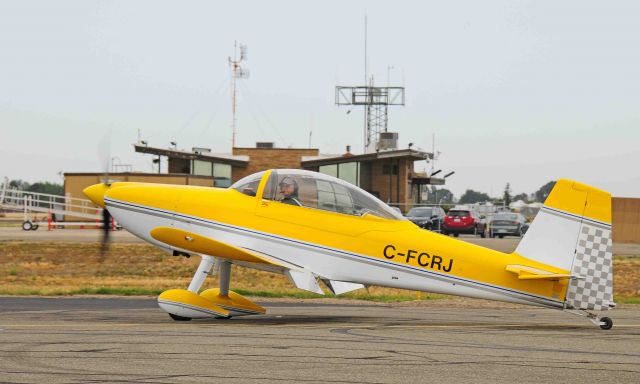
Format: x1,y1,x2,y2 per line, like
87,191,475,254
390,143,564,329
488,212,529,238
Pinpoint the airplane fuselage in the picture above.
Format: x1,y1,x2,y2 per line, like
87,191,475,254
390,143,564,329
104,181,569,309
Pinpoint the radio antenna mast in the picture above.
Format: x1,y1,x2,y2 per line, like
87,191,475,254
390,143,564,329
335,16,405,153
229,41,249,149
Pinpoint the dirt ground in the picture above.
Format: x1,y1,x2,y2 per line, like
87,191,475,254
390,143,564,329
1,241,638,299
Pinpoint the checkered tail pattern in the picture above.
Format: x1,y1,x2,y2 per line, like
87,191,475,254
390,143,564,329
565,225,614,310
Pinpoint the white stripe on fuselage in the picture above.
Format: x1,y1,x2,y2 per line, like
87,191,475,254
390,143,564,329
106,198,564,309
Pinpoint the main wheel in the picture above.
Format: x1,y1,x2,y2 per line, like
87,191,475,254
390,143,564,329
31,224,39,231
599,317,613,330
453,233,459,238
498,235,504,239
22,221,32,231
169,313,192,321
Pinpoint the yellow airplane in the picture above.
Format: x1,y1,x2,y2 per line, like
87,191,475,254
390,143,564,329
84,169,615,329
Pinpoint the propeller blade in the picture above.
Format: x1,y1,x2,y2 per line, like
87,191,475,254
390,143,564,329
97,129,113,259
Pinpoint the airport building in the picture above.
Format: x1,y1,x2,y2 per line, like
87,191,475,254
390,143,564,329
64,140,442,212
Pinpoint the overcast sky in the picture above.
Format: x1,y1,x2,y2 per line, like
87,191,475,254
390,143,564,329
1,0,638,198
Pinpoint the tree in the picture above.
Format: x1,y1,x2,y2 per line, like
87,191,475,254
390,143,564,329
503,183,512,206
427,186,455,204
534,181,556,202
459,189,491,204
8,180,63,196
512,193,528,203
9,179,30,190
28,182,63,196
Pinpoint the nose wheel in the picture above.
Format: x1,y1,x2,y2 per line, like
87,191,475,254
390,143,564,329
169,313,192,321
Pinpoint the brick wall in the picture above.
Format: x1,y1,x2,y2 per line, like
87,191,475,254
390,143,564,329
231,147,319,181
369,159,411,206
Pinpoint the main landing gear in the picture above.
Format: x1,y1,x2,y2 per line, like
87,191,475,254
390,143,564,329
157,256,266,321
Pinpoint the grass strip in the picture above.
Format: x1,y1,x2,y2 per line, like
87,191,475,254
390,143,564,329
615,297,640,304
0,286,445,302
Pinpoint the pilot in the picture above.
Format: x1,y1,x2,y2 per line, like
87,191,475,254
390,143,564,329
278,177,302,206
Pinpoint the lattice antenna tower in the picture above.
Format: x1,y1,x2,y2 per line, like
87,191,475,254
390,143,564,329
336,82,405,153
229,41,249,148
335,17,405,153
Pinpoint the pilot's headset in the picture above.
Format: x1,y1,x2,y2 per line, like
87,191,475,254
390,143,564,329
279,176,299,196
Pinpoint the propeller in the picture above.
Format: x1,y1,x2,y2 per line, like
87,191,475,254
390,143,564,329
98,130,112,260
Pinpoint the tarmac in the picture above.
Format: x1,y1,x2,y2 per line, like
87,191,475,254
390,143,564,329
0,297,639,383
2,227,640,382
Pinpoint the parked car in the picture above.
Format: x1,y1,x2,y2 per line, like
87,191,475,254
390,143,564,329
488,212,529,238
443,208,487,237
405,206,446,232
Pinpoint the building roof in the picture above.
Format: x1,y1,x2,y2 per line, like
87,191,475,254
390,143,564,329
63,172,214,179
133,144,249,167
301,148,432,167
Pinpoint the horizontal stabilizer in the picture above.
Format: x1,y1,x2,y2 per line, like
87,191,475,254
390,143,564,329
150,227,282,266
505,264,572,280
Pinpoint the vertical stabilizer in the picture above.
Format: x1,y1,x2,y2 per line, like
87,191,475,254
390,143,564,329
515,179,614,310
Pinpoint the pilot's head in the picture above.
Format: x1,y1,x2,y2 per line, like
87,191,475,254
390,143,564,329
279,177,298,198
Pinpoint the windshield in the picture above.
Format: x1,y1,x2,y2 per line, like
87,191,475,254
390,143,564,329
406,207,433,217
494,214,518,220
447,210,470,217
230,171,265,197
262,169,406,220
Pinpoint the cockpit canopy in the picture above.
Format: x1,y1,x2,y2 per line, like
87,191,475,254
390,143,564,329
231,169,406,221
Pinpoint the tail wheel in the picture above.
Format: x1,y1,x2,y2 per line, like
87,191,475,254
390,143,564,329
599,317,613,330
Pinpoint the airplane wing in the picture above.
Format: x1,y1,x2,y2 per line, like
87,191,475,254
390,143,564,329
505,264,572,280
150,227,283,266
150,226,326,294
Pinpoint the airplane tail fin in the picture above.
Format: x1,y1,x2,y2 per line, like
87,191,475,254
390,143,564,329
514,179,614,310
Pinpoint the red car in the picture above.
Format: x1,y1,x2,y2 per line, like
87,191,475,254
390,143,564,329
443,208,487,238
